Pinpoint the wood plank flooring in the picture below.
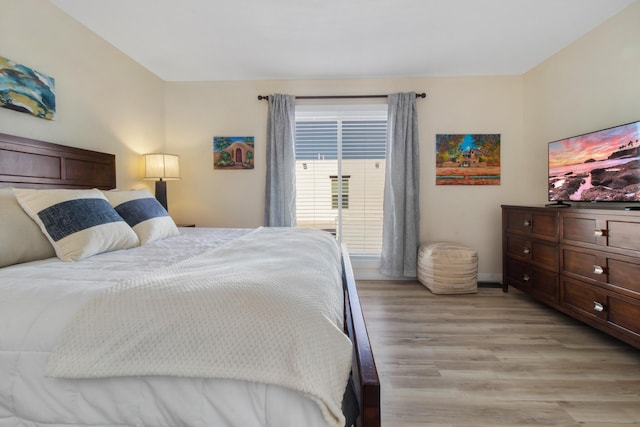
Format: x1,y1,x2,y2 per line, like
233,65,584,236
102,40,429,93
356,280,640,427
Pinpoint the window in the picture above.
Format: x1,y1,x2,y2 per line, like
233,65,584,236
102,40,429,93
330,175,350,209
295,105,387,255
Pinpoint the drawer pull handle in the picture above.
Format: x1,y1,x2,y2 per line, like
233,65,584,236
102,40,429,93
593,265,604,275
522,247,530,254
522,274,530,282
594,229,605,237
593,301,604,312
523,220,531,227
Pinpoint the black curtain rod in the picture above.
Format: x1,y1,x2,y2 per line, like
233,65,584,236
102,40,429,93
257,93,426,101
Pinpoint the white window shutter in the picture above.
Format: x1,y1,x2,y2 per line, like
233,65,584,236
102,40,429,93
295,107,387,254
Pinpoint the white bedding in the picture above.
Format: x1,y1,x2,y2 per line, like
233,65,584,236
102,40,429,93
0,227,349,427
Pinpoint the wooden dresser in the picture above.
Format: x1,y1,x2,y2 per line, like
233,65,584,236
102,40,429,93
502,205,640,349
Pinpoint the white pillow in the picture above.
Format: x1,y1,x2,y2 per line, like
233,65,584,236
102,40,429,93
103,189,179,245
13,188,139,262
0,188,56,267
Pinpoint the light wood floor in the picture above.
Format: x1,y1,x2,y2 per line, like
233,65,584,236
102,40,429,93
356,280,640,427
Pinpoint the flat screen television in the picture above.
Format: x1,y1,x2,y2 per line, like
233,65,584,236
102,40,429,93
548,120,640,206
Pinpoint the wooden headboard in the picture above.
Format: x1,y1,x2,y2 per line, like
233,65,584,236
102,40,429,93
0,133,116,189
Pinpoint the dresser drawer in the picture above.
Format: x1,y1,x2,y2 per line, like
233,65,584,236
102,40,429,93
560,245,640,297
504,208,557,241
561,277,640,340
561,277,608,322
505,258,559,305
561,212,640,253
608,295,640,338
607,219,640,252
506,235,558,271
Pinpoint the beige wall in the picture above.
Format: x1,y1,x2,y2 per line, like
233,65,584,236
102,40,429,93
166,77,524,281
523,0,640,206
3,0,638,281
166,0,640,281
0,0,166,190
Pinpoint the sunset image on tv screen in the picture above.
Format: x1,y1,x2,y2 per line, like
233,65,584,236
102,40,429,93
548,121,640,202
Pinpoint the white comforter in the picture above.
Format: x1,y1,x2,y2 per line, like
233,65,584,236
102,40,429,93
0,228,350,427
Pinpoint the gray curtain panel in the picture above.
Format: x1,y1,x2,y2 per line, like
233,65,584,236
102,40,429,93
264,94,297,227
380,92,420,277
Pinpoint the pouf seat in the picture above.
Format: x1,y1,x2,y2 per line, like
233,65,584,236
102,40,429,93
417,242,478,294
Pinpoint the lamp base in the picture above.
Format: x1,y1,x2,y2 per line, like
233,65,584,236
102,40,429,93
155,180,168,211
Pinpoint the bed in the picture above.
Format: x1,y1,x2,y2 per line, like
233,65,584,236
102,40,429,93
0,133,380,427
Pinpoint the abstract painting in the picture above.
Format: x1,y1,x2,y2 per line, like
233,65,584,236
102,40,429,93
213,136,255,169
436,134,501,185
0,56,55,120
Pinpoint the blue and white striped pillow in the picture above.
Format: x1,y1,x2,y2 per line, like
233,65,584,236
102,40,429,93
13,188,139,262
103,189,179,245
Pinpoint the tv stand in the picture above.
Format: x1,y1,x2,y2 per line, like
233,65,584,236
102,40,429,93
545,201,570,207
502,205,640,350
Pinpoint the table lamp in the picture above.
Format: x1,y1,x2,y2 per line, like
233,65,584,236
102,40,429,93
142,153,180,211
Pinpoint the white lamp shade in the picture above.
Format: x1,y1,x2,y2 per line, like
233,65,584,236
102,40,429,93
143,153,181,180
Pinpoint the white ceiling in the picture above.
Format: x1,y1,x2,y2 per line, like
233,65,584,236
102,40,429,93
49,0,636,82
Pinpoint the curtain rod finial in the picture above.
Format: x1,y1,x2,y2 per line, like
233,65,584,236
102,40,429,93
416,93,426,98
258,95,269,101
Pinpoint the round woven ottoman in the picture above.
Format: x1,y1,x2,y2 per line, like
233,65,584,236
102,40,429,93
417,242,478,294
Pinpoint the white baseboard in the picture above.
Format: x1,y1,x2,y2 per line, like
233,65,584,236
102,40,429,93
350,254,503,283
477,273,503,283
350,255,391,280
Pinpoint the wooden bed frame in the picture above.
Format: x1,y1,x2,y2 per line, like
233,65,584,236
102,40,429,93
0,132,381,427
